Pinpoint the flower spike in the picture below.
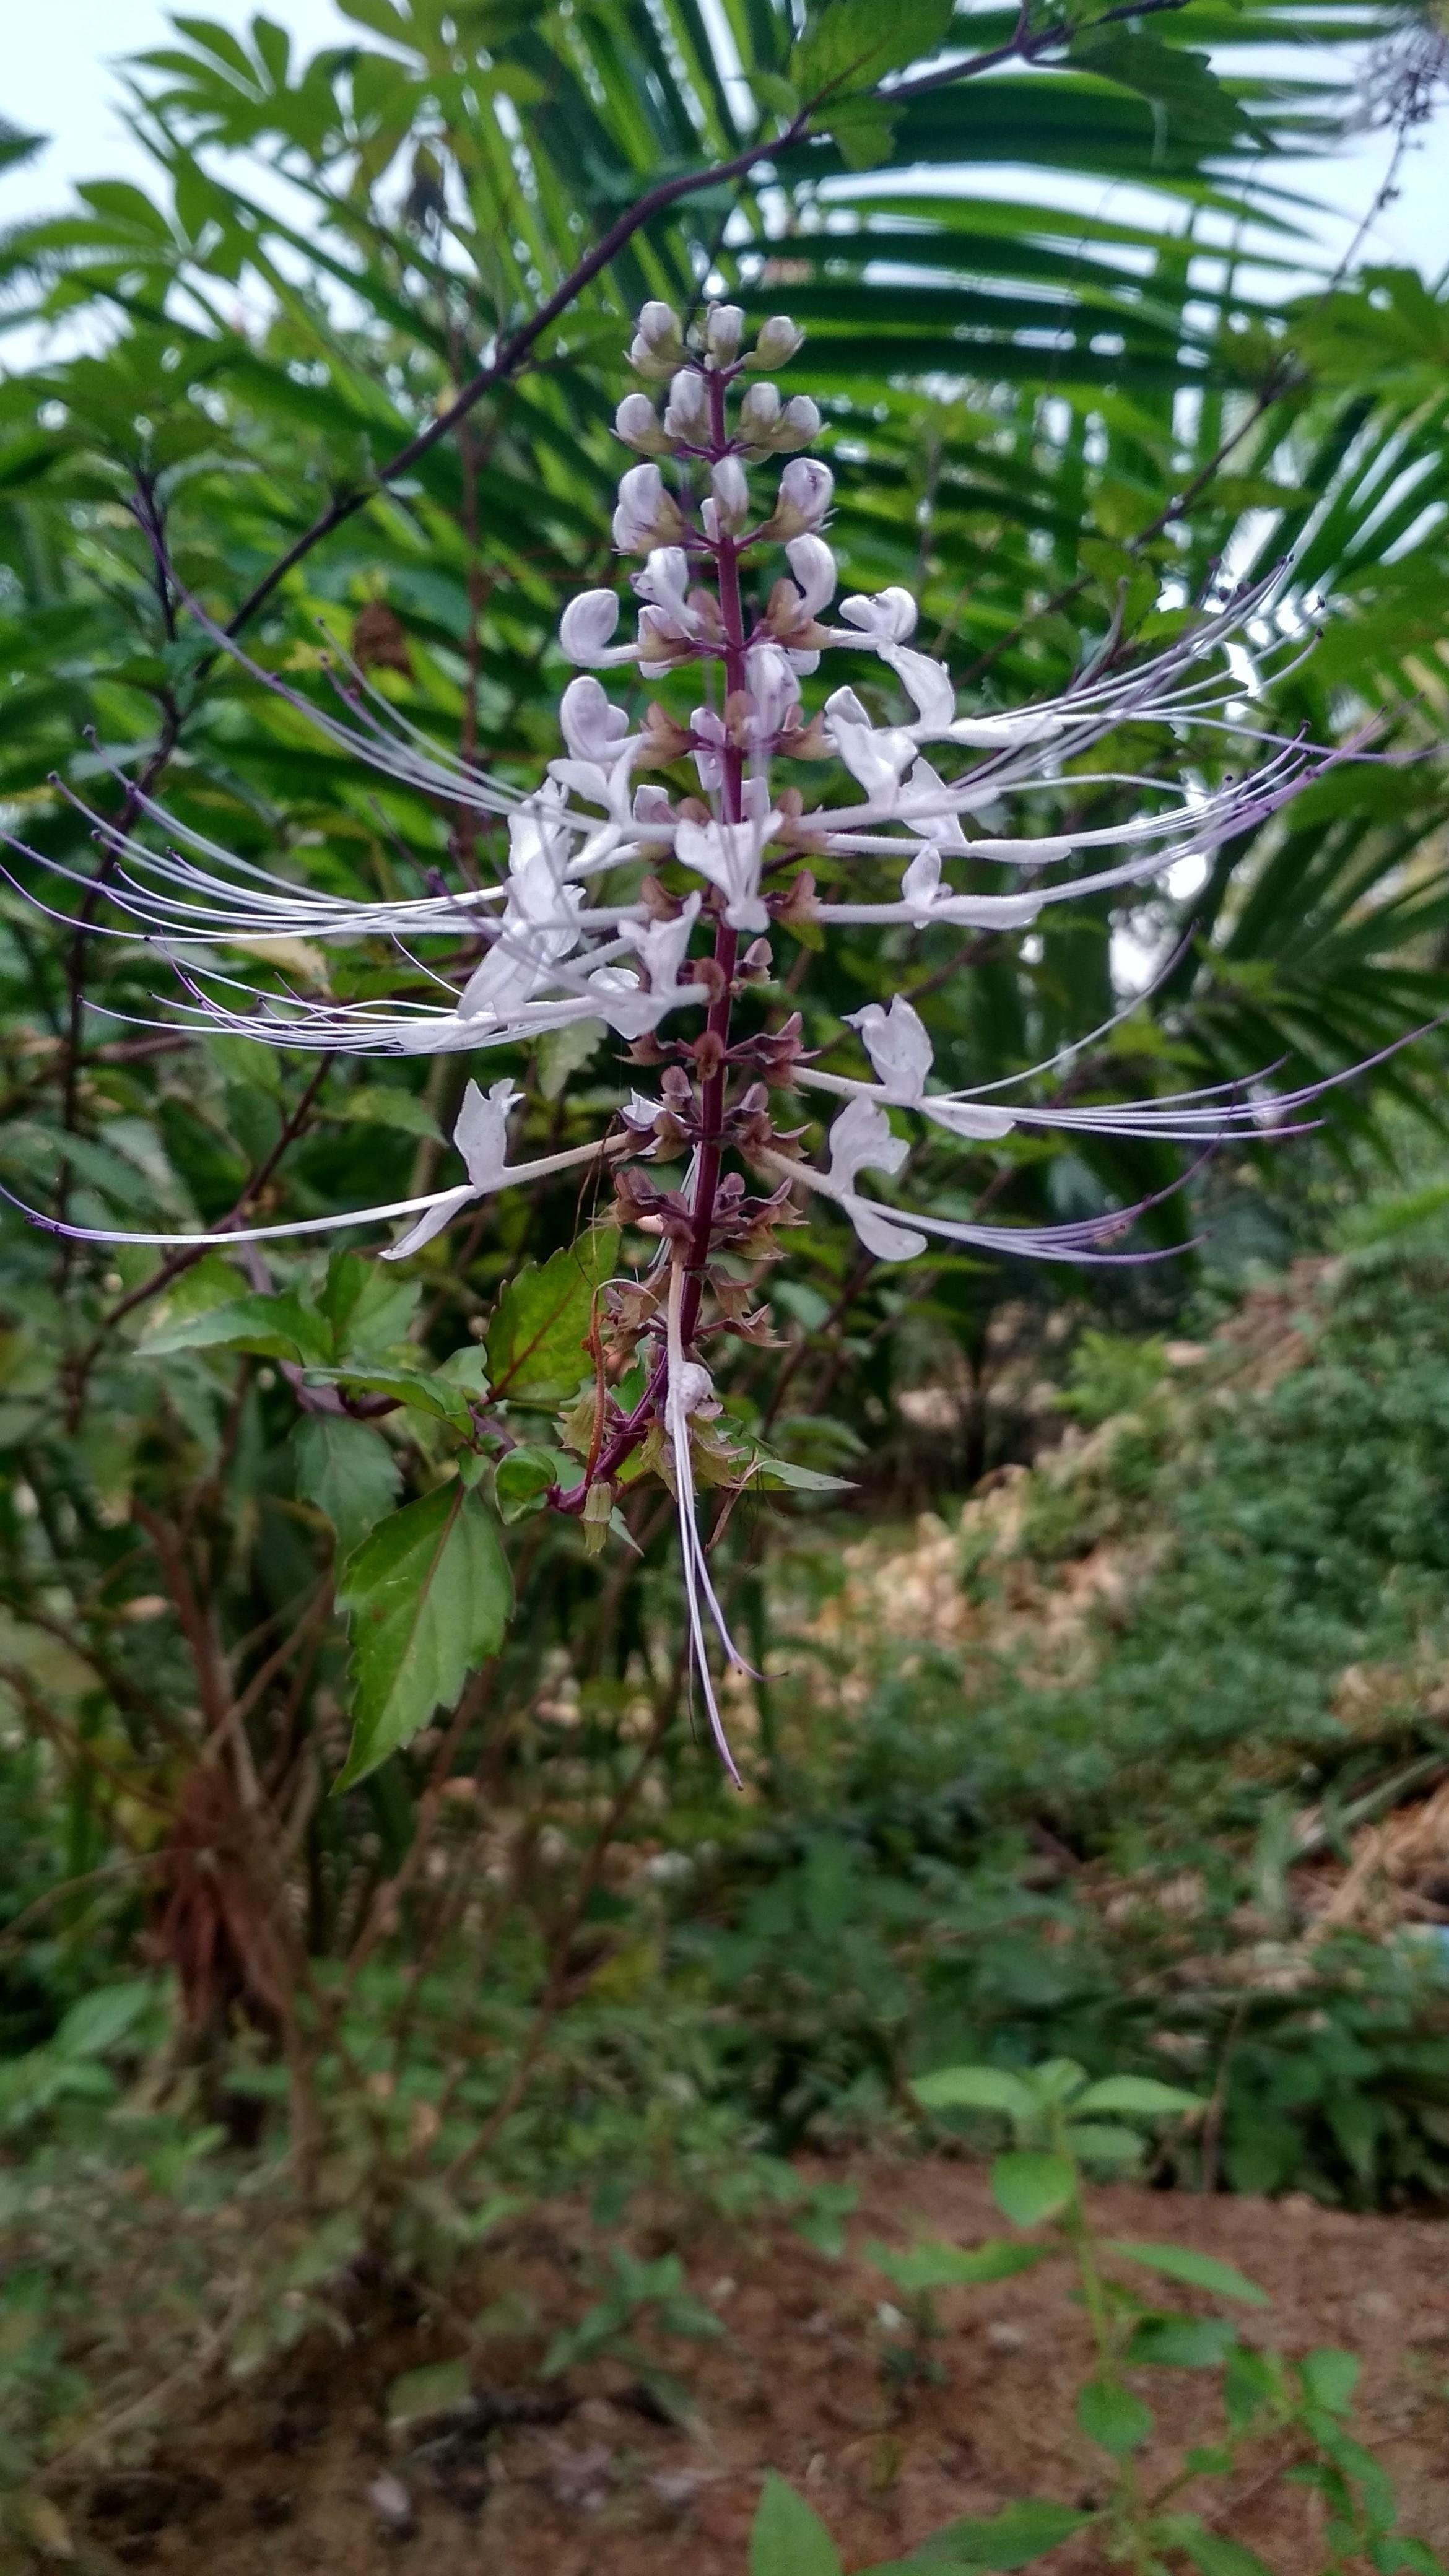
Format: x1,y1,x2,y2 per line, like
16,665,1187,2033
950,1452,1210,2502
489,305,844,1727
9,298,1426,1780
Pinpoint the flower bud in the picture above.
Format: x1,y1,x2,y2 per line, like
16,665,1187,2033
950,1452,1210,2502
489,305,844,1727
738,380,782,445
627,300,685,379
560,590,634,666
785,533,837,617
612,461,685,554
776,394,822,450
710,455,751,534
703,303,744,366
749,315,804,371
663,368,710,442
763,457,834,539
614,391,669,454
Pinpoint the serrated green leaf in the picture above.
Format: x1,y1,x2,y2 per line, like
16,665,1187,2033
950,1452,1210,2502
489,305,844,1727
290,1412,401,1560
791,0,955,100
318,1250,419,1359
750,2471,843,2576
302,1364,474,1434
141,1291,330,1367
335,1484,511,1788
487,1229,617,1405
1107,2243,1270,2307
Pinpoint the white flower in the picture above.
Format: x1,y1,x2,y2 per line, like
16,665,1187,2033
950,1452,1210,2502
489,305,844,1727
845,996,1017,1139
629,892,701,994
768,457,834,536
751,315,805,369
705,303,745,364
839,588,918,643
612,461,684,553
780,395,821,446
559,590,638,668
823,685,915,803
898,845,1040,931
881,643,957,734
663,368,710,441
785,534,837,617
614,392,667,453
710,455,751,533
385,1078,605,1259
690,703,726,794
675,814,777,932
627,300,684,378
744,643,801,746
819,1099,928,1261
456,812,582,1027
558,674,632,768
845,997,934,1103
739,381,781,443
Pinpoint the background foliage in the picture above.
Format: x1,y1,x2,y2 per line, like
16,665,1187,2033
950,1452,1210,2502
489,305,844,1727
1,0,1448,2528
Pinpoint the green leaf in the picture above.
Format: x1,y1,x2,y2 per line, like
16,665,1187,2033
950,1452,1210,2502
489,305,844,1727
487,1229,617,1405
495,1443,569,1522
290,1413,401,1560
1127,2315,1238,2369
335,1484,511,1789
829,97,901,172
749,1451,857,1494
302,1364,474,1434
331,1086,441,1139
1072,28,1243,150
791,0,955,100
1076,2374,1154,2456
53,1980,154,2058
869,2238,1054,2295
1107,2243,1270,2308
912,2066,1038,2124
434,1346,492,1397
318,1250,419,1359
1298,2348,1360,2415
386,2358,471,2427
1061,2123,1147,2169
750,2472,843,2576
142,1290,329,1367
902,2500,1092,2569
1073,2076,1203,2120
990,2151,1076,2228
1181,2535,1277,2576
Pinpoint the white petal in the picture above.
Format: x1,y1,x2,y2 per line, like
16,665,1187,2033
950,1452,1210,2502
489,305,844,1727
383,1185,478,1261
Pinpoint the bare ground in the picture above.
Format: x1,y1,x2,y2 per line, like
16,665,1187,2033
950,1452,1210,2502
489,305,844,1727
79,2159,1449,2575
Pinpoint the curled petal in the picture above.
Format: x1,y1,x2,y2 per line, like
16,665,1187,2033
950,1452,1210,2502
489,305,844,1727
560,590,638,667
839,588,917,643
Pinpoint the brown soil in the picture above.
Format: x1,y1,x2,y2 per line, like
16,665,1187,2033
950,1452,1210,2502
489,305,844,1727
77,2159,1449,2576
